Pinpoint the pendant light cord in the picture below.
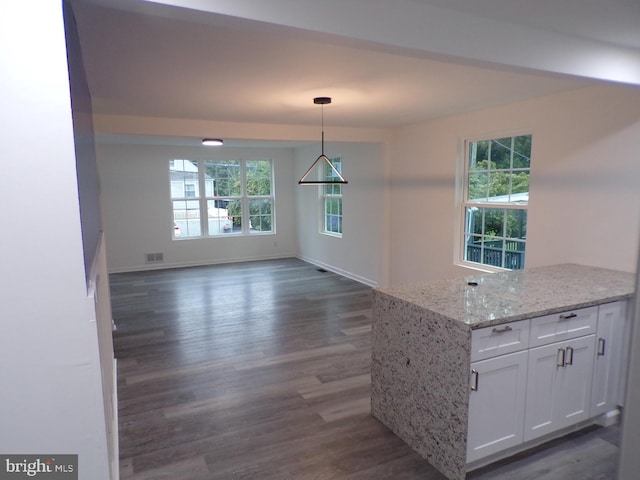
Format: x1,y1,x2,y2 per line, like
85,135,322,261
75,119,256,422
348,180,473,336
321,103,325,156
298,96,348,184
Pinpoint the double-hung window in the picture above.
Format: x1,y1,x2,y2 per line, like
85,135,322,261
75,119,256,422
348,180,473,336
321,157,343,235
461,135,531,270
170,159,274,238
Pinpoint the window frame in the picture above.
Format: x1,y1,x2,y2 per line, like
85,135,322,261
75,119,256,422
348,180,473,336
170,158,275,239
320,156,343,237
457,133,531,272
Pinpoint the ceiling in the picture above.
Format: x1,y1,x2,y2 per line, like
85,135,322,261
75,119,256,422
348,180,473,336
413,0,640,50
69,0,640,142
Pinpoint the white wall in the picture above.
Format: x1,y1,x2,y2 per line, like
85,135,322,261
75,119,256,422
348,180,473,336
98,143,299,272
97,83,640,287
294,142,388,286
388,84,640,285
0,1,111,478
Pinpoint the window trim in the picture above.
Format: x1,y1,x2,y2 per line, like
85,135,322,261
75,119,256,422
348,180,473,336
456,132,531,272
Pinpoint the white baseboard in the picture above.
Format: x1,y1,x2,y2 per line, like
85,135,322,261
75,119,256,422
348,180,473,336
107,253,296,274
296,255,377,287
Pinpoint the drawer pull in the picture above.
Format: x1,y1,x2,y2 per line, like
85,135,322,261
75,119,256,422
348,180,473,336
598,338,606,356
556,348,566,367
492,325,513,334
471,369,479,391
559,313,577,320
565,346,574,365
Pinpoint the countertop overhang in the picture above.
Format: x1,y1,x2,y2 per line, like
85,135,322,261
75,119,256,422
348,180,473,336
375,264,635,329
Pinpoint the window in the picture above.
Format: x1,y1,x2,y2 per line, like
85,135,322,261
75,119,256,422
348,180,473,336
461,135,530,270
170,159,274,238
246,160,274,233
321,157,343,235
204,160,241,234
170,159,201,237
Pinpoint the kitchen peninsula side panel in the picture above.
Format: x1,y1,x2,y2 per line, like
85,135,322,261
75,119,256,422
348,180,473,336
371,291,471,480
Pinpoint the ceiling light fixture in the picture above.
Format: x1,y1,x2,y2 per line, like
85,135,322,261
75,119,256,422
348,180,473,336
202,138,224,146
298,97,348,185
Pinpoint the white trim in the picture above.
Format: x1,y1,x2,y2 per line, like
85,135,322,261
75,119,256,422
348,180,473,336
297,254,377,287
111,360,119,480
107,253,296,274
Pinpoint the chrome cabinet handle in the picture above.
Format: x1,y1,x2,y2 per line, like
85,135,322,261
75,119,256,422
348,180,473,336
598,338,606,356
492,325,513,334
557,348,566,367
471,369,479,391
559,313,577,320
565,346,574,365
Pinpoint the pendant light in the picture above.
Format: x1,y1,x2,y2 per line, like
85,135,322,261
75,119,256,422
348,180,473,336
298,97,348,185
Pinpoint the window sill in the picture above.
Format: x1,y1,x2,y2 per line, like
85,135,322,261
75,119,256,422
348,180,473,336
456,261,513,274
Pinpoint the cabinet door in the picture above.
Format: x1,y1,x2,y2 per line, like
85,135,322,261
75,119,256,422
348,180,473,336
524,334,595,442
592,301,625,415
467,350,528,463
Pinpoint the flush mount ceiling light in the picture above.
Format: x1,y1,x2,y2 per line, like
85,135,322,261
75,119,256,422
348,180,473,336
298,97,348,185
202,138,224,146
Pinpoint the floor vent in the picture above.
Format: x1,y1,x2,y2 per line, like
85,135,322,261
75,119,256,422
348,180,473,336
145,252,164,264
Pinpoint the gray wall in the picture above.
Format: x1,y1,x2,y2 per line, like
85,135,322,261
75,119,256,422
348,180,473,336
294,141,388,286
65,2,102,280
98,143,298,272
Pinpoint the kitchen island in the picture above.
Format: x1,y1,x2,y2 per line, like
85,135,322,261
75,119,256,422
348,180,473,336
371,264,635,480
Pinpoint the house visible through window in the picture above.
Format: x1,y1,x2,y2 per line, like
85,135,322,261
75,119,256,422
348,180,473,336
170,159,201,237
462,135,530,270
322,157,343,235
170,159,274,238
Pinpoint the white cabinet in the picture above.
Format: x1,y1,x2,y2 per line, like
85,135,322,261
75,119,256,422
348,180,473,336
467,350,528,463
524,334,595,442
591,301,626,415
467,302,628,464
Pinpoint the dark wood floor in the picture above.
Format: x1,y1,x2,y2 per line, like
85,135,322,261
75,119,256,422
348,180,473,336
110,258,621,479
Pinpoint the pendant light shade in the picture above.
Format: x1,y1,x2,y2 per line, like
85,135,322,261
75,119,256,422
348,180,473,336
299,97,348,185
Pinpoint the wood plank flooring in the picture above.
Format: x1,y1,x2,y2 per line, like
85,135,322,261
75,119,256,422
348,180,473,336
110,258,621,479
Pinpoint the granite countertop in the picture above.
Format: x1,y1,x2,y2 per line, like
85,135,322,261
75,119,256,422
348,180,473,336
376,264,635,329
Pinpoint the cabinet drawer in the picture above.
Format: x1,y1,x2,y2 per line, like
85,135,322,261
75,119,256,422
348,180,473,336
471,319,530,362
529,306,597,348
